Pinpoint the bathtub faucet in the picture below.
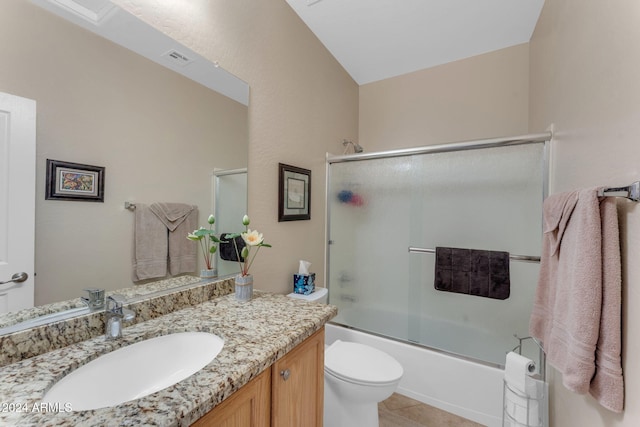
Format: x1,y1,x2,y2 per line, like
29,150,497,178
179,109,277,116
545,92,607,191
340,294,357,303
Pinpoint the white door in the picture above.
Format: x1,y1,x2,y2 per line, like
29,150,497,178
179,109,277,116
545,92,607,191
0,92,36,313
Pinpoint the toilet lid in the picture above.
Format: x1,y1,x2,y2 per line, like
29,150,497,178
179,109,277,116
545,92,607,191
324,340,403,385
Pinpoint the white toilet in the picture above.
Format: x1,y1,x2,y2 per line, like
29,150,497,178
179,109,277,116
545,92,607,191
287,287,404,427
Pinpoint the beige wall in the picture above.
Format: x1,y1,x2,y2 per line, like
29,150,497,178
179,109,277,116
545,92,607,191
118,2,529,299
359,44,530,151
530,0,640,425
114,0,359,293
0,1,248,304
10,0,638,423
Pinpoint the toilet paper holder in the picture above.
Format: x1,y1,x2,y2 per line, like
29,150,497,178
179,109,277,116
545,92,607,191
503,335,548,427
511,335,545,381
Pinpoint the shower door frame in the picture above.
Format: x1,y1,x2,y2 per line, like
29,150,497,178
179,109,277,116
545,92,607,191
213,167,247,277
324,131,552,368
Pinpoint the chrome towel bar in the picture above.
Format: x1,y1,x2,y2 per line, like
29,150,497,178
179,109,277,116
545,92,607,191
598,181,640,202
408,247,541,263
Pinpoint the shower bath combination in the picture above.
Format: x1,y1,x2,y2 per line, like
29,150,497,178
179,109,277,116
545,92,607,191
327,132,551,366
325,132,552,426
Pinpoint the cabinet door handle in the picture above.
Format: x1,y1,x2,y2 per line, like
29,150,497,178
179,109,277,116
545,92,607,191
280,369,290,381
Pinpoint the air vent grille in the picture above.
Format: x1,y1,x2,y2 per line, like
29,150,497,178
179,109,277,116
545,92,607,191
162,49,194,67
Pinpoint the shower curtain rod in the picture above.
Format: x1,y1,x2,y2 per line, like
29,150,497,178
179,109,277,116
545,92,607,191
326,132,552,163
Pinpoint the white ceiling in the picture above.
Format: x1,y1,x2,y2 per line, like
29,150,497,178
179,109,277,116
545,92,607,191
285,0,545,85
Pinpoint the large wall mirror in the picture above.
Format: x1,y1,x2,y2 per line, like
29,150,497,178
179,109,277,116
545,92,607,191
0,0,248,330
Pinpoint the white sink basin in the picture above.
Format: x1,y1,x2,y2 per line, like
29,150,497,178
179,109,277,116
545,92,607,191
42,332,224,411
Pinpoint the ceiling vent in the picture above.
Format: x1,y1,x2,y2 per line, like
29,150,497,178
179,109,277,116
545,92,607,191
162,49,195,67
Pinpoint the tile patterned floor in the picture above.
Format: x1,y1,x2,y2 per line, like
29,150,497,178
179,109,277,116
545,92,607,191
379,393,486,427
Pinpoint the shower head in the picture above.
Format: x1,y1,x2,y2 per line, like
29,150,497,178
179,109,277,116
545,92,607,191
342,139,364,154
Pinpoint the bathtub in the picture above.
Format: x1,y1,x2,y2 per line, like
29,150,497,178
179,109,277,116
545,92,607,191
325,322,505,427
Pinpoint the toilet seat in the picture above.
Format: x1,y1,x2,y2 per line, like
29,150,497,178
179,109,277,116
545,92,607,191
324,340,403,386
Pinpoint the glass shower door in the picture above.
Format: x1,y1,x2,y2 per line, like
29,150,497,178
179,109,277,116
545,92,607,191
407,143,544,365
214,169,247,277
327,142,546,367
328,156,415,341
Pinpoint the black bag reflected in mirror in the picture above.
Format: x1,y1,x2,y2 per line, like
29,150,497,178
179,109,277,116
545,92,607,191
219,233,246,262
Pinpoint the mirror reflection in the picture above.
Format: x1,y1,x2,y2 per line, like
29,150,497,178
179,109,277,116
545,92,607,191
0,1,248,329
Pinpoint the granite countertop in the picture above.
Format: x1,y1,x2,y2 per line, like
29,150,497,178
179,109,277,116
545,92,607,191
0,291,337,426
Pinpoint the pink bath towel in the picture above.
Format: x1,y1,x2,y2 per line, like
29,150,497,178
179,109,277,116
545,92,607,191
529,188,623,412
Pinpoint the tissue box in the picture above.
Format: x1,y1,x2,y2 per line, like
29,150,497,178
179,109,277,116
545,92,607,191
293,273,316,295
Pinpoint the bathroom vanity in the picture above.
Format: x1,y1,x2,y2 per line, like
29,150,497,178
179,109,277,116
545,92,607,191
0,285,336,426
194,328,324,426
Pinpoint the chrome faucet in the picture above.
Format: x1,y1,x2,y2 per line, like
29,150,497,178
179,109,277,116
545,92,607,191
105,295,135,340
81,288,105,311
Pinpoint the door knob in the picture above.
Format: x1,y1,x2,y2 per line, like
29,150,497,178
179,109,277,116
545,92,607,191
0,272,28,285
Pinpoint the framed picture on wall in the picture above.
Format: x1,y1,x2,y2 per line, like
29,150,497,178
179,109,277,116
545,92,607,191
45,159,105,202
278,163,311,221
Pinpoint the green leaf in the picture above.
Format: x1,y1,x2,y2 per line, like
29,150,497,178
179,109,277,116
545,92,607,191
193,229,209,237
259,243,272,248
209,246,217,253
225,233,241,239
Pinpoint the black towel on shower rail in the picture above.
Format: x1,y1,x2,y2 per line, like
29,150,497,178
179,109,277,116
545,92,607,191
434,247,510,300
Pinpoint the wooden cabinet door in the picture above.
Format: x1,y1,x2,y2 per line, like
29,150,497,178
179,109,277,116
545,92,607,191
271,328,324,427
193,368,271,427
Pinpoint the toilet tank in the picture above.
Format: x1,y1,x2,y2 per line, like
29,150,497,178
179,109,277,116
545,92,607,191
287,287,328,304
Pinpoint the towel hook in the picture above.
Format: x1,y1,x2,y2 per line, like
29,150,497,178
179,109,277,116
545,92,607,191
124,201,136,210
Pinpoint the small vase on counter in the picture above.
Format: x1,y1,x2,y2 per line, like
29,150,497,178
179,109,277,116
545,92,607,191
200,268,218,279
235,274,253,302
